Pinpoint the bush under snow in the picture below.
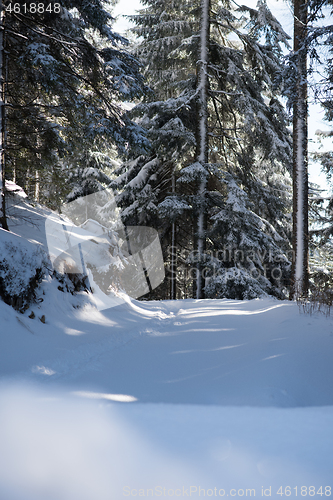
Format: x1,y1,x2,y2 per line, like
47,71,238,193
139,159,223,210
0,229,48,311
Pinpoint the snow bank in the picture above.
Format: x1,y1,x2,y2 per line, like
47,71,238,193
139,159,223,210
0,228,48,310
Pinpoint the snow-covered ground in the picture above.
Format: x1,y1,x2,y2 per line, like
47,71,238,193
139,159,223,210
0,195,333,500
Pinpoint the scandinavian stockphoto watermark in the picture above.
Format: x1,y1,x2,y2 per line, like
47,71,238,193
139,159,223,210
45,188,165,309
123,486,256,497
165,246,292,284
122,485,332,497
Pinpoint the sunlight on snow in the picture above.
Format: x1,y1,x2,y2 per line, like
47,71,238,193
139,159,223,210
31,366,56,376
262,354,286,361
179,302,291,318
172,343,246,354
64,327,85,336
73,304,117,326
72,391,138,402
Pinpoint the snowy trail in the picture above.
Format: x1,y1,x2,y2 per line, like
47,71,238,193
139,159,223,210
0,285,174,381
18,297,333,408
1,296,333,499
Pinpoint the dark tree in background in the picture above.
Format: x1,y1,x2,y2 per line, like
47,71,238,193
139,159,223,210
0,0,148,228
0,1,8,230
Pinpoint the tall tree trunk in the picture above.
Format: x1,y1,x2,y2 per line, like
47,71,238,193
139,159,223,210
170,166,177,300
0,1,8,231
195,0,210,299
291,0,308,298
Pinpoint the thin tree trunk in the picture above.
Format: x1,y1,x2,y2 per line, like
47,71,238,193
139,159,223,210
170,166,177,300
195,0,210,299
291,0,308,298
0,1,8,231
35,170,40,202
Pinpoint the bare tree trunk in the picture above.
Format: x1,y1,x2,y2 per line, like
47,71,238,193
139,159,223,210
170,167,177,300
0,1,8,231
291,0,308,298
195,0,210,299
35,170,40,202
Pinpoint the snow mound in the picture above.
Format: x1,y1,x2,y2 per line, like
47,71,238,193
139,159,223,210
0,228,48,310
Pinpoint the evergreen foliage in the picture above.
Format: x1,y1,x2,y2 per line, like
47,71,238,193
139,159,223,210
3,0,323,303
113,0,293,299
2,0,148,211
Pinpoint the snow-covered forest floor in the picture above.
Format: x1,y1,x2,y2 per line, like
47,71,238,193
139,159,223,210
0,197,333,500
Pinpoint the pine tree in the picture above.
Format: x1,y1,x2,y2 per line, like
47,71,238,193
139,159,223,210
0,2,8,230
0,0,148,219
114,0,293,300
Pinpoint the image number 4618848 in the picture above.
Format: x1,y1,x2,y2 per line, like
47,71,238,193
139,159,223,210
5,3,62,15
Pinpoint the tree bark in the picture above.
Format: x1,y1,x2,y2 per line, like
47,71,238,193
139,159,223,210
291,0,308,298
0,1,8,231
195,0,210,299
170,166,177,300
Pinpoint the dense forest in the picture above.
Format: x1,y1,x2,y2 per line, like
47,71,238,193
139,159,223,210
1,0,333,305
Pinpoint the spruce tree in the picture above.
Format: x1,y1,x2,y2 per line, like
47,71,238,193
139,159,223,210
0,0,148,218
0,1,8,230
114,0,293,300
